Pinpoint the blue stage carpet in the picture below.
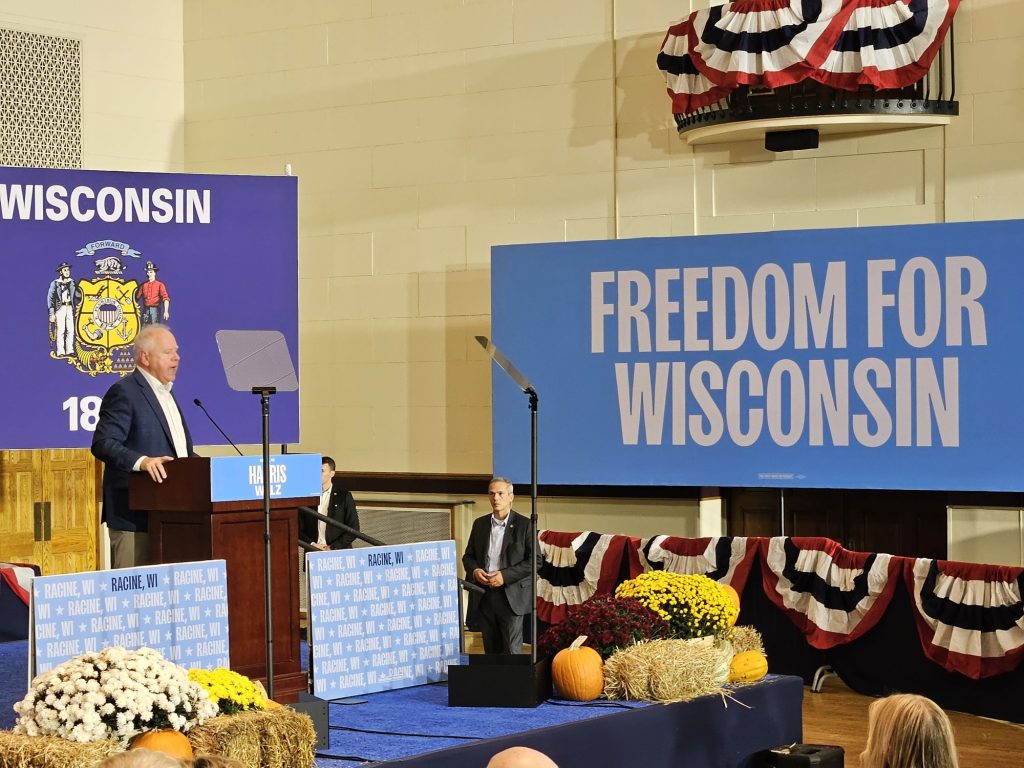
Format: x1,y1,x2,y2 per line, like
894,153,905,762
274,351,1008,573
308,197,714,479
321,683,645,765
0,641,646,766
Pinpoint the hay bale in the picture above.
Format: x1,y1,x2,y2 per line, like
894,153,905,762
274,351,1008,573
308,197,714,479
0,708,314,768
188,707,316,768
0,730,120,768
603,638,733,703
728,625,765,655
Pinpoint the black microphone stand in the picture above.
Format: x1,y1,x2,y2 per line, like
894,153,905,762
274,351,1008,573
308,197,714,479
193,398,244,456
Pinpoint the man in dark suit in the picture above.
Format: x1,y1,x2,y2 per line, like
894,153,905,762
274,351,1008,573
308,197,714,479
462,477,537,654
92,323,195,569
299,456,360,550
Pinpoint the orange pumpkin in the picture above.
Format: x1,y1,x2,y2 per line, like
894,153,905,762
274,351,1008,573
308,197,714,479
728,650,768,683
130,729,194,760
720,583,741,626
551,635,603,701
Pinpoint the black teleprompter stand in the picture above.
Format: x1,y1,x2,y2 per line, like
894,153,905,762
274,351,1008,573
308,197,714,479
448,336,551,708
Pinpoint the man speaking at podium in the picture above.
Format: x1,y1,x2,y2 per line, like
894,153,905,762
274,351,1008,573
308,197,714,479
92,324,195,569
462,477,537,655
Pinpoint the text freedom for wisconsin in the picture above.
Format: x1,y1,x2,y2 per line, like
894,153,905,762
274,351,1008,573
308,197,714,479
592,257,987,448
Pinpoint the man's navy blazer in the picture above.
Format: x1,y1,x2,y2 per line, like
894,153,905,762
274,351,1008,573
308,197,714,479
91,369,195,532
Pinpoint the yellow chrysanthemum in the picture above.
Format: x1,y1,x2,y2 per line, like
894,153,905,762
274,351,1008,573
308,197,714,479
188,668,269,715
614,571,738,639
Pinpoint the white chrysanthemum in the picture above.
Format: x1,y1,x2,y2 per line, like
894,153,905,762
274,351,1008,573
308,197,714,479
13,646,218,744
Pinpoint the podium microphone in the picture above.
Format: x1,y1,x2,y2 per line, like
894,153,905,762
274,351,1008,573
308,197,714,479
193,398,244,456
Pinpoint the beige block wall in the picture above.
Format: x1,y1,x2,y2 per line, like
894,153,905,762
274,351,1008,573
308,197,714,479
6,1,1019,555
177,0,1024,555
0,0,185,171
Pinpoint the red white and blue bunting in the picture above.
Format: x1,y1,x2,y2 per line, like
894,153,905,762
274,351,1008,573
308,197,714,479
535,531,1023,679
0,562,35,605
657,0,960,115
906,558,1024,679
640,535,757,594
762,537,900,648
537,530,642,624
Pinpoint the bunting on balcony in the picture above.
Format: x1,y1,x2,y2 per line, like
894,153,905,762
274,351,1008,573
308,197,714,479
537,530,642,624
905,558,1024,679
640,535,758,594
658,0,960,115
762,536,900,648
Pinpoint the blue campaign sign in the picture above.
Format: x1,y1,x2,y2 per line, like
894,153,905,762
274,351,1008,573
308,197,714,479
209,453,320,502
31,561,230,675
0,166,298,450
492,220,1024,492
307,541,460,699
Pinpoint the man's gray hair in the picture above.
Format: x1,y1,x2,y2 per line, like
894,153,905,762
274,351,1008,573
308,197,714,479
489,477,513,493
134,323,170,360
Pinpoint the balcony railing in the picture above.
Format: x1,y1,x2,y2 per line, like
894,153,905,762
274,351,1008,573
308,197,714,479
675,27,958,137
658,2,961,147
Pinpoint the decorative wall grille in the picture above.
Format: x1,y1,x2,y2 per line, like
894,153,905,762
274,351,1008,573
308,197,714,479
0,28,81,168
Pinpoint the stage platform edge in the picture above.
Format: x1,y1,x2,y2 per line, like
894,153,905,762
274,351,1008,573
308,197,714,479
361,674,804,768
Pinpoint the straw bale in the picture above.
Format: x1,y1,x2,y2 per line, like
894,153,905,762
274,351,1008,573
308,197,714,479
0,730,120,768
603,638,733,703
187,707,316,768
728,625,765,655
0,708,314,768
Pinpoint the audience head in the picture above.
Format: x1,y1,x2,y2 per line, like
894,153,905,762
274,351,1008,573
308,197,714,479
192,755,248,768
96,749,187,768
486,745,559,768
861,693,959,768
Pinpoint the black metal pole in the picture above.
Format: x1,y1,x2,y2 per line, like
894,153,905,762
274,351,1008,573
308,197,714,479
528,386,538,665
253,386,277,699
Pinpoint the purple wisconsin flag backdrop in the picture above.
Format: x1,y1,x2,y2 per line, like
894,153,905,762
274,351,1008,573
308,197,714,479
1,166,299,449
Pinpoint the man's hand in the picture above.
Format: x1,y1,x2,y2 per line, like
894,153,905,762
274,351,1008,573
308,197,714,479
486,570,505,587
312,542,330,551
140,456,174,483
473,568,490,586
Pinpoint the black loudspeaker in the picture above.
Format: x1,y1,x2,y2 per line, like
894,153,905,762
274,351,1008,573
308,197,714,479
291,692,329,749
765,129,820,152
448,654,552,708
757,744,845,767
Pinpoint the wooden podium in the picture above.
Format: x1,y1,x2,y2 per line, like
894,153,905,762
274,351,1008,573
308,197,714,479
129,457,316,703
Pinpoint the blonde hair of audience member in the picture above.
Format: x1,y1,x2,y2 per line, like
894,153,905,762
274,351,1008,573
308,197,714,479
860,693,959,768
192,755,248,768
486,745,559,768
96,749,188,768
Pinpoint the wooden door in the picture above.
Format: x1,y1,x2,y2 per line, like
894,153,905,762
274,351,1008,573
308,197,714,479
0,450,45,564
0,448,97,574
40,448,97,574
725,486,948,559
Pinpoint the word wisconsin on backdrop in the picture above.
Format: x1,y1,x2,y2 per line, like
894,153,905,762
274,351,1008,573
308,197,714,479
0,165,299,451
492,220,1021,491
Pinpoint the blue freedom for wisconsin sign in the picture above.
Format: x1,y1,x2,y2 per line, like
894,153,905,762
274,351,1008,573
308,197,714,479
491,220,1021,492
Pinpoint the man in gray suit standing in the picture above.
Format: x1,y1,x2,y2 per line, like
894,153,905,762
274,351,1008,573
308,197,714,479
462,477,537,654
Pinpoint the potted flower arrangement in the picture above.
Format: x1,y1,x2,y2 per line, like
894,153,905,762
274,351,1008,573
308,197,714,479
614,571,738,639
538,594,669,659
188,668,270,715
13,646,219,744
